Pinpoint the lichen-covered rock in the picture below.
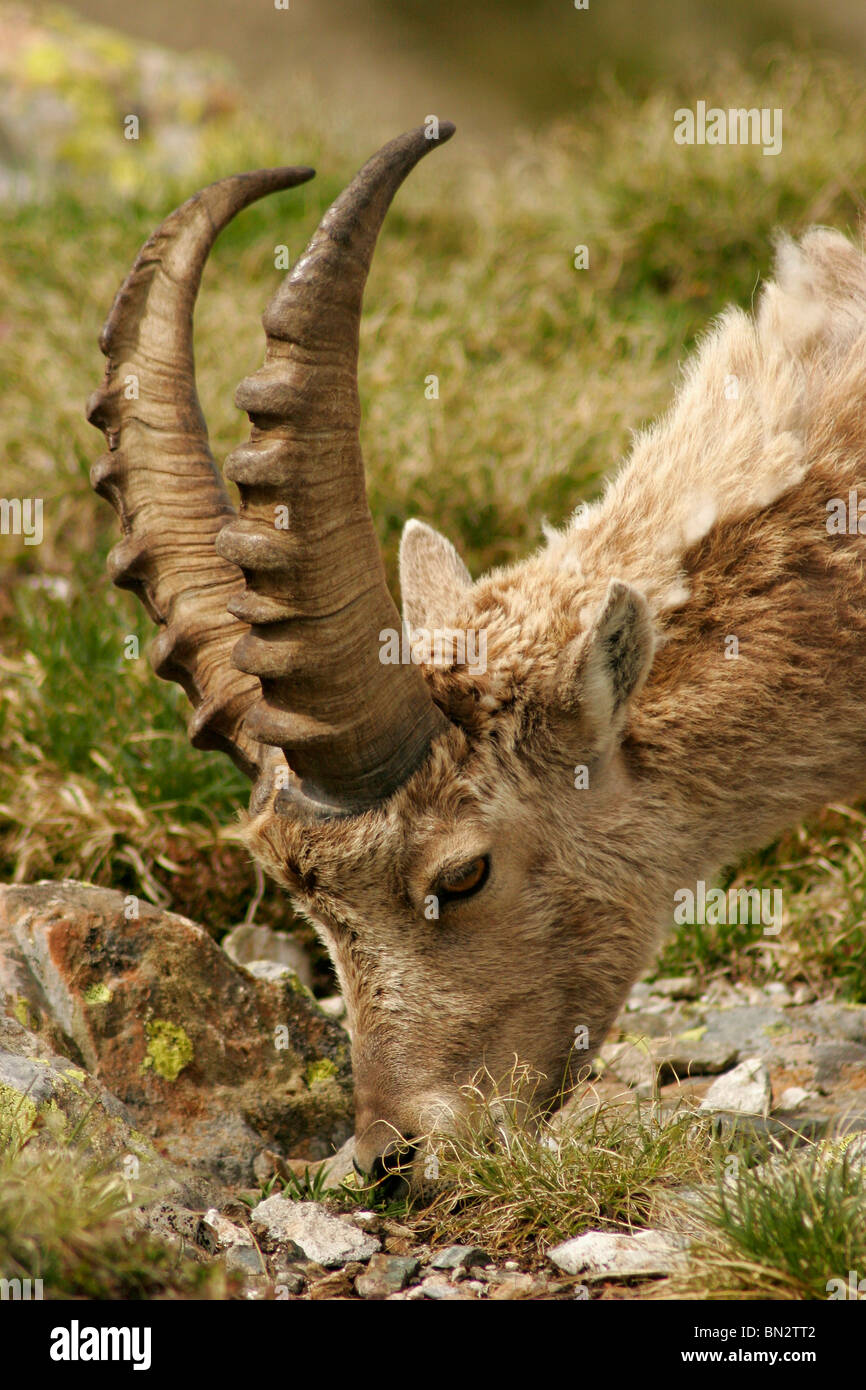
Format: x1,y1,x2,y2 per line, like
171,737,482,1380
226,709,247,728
0,1010,220,1208
0,881,352,1183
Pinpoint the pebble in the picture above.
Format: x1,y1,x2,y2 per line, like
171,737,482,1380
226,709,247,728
355,1254,421,1298
196,1208,251,1254
225,1244,266,1277
699,1057,772,1116
648,975,699,1000
429,1244,491,1271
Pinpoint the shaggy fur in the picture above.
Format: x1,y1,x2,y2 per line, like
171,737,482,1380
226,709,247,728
245,227,866,1174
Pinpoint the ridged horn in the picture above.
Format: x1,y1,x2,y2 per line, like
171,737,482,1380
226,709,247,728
216,124,455,816
86,165,314,788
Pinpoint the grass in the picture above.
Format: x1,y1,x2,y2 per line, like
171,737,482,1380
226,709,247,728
397,1065,716,1256
0,1091,223,1299
663,1134,866,1300
4,11,866,1297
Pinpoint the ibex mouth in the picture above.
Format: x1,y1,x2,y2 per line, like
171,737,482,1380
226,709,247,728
353,1138,417,1200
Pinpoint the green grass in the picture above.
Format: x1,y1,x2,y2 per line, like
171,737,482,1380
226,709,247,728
411,1066,715,1256
4,48,866,983
664,1135,866,1300
4,15,866,1297
0,1092,223,1299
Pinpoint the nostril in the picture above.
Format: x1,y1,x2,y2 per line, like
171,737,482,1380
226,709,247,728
353,1136,418,1191
372,1138,417,1184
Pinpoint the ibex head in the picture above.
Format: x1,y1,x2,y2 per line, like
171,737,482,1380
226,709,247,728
87,125,659,1184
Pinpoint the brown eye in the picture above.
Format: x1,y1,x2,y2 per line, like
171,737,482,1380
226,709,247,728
437,855,490,904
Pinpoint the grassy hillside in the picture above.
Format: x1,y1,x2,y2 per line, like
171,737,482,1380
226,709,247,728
1,17,865,993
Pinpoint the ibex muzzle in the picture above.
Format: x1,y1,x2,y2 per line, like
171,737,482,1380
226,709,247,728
89,127,866,1181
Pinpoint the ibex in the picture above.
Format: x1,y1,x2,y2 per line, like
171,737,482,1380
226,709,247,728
87,123,866,1184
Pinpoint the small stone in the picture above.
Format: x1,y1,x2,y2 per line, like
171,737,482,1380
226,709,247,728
196,1208,251,1253
355,1253,421,1298
221,922,313,988
548,1229,689,1280
764,982,793,1006
225,1244,266,1277
503,1260,520,1270
245,960,303,985
488,1272,547,1299
659,1035,738,1078
250,1196,380,1267
648,975,699,1000
429,1244,491,1271
274,1268,305,1296
318,995,347,1021
699,1057,772,1117
776,1086,815,1112
309,1266,359,1300
349,1210,380,1231
420,1275,478,1300
791,984,815,1006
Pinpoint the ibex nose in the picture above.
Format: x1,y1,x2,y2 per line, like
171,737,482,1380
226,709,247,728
352,1135,417,1197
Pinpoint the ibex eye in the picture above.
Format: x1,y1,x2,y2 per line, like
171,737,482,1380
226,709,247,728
437,855,490,904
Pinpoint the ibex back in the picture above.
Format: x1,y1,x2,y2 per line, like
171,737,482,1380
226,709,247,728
87,124,866,1184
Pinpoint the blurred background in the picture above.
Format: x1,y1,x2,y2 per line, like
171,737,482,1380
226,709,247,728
57,0,866,141
1,0,865,996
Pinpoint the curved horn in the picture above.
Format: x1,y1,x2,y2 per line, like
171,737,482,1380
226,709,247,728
86,166,314,786
216,124,455,816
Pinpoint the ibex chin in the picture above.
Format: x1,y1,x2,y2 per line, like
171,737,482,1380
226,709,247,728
88,123,866,1185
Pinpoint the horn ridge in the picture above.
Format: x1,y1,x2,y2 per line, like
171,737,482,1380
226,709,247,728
87,165,315,787
218,123,455,814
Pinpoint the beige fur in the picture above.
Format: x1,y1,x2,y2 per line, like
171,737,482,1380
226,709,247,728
244,227,866,1176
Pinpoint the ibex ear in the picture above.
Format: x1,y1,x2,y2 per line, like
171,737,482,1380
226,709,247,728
556,579,655,752
399,519,472,631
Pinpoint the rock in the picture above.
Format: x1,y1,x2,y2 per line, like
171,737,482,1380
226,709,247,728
245,960,305,986
658,1034,738,1078
224,1245,266,1278
0,1011,219,1209
221,922,314,990
812,1041,866,1088
776,1086,816,1112
764,982,793,1006
417,1274,480,1300
196,1208,252,1254
699,1006,786,1054
699,1058,772,1116
488,1272,552,1299
809,1003,866,1044
318,995,347,1022
355,1254,421,1298
600,1031,737,1089
548,1229,689,1279
597,1040,656,1090
429,1244,491,1271
132,1201,209,1255
319,1135,358,1189
274,1268,306,1296
648,975,699,1000
0,882,352,1183
250,1197,381,1267
308,1265,361,1299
